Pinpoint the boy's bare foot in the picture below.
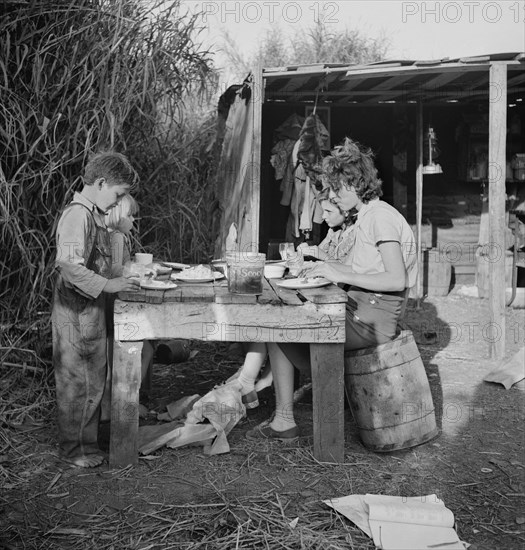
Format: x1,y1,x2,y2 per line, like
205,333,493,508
62,454,105,468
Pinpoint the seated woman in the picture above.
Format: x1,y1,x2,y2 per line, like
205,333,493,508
228,192,356,409
246,137,417,441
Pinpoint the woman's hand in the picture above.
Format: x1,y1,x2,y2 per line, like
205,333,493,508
299,261,350,283
104,276,141,294
300,242,407,291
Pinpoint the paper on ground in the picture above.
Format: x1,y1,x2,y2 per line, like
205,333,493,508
323,494,444,538
484,346,525,389
324,494,465,550
183,379,244,455
139,380,245,455
367,497,462,550
157,394,200,421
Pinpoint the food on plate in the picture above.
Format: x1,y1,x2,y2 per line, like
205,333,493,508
124,262,156,280
151,262,172,275
299,277,324,284
275,277,331,290
162,261,191,270
178,264,218,280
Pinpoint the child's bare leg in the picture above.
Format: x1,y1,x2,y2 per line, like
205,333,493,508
254,361,273,392
237,343,267,395
266,343,296,431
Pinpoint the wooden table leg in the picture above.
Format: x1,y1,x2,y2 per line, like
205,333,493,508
109,340,142,467
310,343,345,463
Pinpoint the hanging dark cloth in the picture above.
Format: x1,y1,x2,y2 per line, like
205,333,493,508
296,113,330,189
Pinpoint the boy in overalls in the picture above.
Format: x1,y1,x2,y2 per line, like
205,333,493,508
52,152,140,467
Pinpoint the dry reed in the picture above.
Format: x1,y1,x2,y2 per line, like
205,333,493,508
0,0,218,370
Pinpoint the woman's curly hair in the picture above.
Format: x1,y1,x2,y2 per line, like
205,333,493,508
321,138,382,203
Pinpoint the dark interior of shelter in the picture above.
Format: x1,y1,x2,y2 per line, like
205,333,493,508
258,101,525,287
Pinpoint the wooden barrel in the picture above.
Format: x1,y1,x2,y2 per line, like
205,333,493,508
344,330,439,452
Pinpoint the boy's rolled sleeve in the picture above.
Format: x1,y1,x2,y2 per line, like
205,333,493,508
55,207,108,298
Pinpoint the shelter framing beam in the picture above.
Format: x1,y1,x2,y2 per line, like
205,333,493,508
488,63,508,359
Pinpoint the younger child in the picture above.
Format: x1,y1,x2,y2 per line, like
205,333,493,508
106,194,138,276
298,193,355,262
52,152,140,468
105,194,156,382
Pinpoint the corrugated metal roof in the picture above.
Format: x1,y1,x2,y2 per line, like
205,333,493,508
263,52,525,104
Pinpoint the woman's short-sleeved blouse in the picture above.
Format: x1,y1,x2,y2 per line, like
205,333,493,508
344,199,417,288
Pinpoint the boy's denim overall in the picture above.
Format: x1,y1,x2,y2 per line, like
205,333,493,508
52,202,112,459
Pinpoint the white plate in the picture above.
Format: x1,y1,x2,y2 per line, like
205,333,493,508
140,280,178,290
171,272,225,283
162,262,191,270
275,277,332,290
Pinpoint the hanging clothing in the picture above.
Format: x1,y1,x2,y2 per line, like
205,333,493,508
296,113,330,167
273,113,329,240
288,163,323,239
272,114,304,207
270,139,296,181
274,113,304,141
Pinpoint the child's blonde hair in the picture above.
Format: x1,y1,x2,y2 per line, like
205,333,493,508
106,194,139,230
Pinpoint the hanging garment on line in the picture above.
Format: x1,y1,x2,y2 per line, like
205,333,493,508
279,139,300,207
274,113,305,141
296,114,330,175
289,163,324,238
270,139,296,181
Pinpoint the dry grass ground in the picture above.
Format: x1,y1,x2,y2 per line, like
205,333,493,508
1,294,524,549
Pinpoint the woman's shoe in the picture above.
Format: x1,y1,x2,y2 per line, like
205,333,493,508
241,390,259,409
246,419,299,442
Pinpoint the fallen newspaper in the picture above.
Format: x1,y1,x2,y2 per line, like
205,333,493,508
323,494,468,550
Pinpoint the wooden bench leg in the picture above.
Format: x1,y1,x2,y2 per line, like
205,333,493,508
109,340,142,467
310,343,345,463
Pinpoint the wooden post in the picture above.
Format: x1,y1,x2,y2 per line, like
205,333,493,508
310,343,345,463
251,65,263,251
392,105,408,218
488,63,507,359
415,102,424,308
110,340,143,467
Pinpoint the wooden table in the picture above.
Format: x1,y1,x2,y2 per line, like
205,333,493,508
110,276,347,467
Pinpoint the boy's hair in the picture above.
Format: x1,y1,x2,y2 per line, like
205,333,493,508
322,137,382,203
84,151,138,191
105,194,139,230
